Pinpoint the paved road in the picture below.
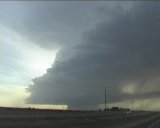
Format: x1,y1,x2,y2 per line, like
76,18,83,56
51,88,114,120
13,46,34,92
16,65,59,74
148,119,160,128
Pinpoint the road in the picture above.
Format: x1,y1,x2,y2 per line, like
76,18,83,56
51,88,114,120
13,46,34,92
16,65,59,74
148,119,160,128
0,108,159,128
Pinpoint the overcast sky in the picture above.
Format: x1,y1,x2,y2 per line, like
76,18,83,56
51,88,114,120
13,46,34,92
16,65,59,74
1,1,160,110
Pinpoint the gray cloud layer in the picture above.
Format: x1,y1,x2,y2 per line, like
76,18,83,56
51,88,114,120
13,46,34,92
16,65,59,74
0,2,110,50
27,2,160,109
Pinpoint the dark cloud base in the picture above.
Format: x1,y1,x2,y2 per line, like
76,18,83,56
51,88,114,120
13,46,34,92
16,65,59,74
27,3,160,109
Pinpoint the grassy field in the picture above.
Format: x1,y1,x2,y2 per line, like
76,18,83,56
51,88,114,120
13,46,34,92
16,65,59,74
0,107,159,128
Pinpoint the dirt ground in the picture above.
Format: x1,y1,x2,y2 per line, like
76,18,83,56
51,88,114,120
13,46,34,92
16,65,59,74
0,108,159,128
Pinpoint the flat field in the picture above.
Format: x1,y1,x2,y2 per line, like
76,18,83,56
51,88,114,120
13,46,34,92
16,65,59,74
0,108,159,128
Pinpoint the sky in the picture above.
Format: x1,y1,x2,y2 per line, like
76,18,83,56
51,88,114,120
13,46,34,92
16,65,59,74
1,1,160,110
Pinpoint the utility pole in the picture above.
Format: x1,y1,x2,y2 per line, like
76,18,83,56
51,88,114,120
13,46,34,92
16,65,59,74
146,105,148,111
131,95,134,111
141,103,142,111
105,87,107,111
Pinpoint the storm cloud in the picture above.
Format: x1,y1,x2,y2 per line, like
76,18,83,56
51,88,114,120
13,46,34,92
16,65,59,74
27,2,160,109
